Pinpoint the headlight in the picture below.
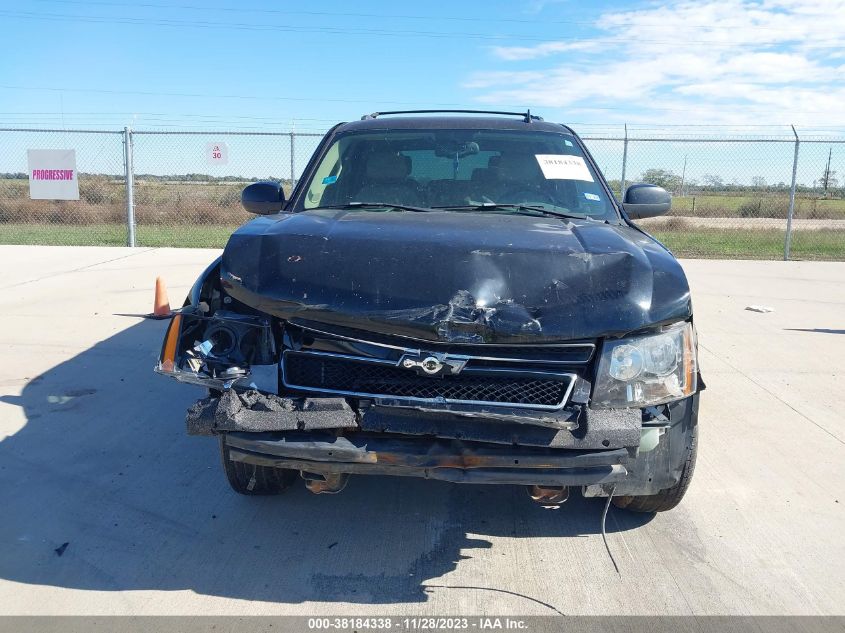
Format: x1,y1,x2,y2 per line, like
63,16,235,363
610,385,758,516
593,321,697,408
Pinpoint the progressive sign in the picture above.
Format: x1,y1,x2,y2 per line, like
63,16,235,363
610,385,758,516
27,149,80,200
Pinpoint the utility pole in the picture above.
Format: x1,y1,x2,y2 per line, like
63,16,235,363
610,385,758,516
680,155,688,197
620,124,629,200
822,147,832,197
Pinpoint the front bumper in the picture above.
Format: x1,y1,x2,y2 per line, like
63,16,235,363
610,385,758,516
224,432,629,487
198,388,698,493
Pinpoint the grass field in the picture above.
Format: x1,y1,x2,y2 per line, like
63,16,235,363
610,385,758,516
670,194,845,218
650,229,845,260
1,222,843,260
0,223,237,249
3,177,845,221
2,176,845,260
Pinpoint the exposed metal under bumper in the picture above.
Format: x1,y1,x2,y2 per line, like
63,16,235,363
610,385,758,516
223,432,629,486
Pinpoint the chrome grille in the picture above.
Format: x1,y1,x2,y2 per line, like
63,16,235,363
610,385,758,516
282,351,576,410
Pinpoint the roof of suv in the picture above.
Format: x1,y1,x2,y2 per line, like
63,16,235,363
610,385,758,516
336,112,574,135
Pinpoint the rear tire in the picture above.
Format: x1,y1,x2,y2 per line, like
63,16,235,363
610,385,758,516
612,423,698,513
219,436,298,495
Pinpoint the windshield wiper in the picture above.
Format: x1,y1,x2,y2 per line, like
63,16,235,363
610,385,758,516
318,202,432,213
433,202,586,221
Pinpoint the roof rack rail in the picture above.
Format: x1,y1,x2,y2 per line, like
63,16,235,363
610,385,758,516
361,109,543,123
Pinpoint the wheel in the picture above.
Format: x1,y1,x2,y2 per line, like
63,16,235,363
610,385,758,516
612,423,698,513
219,435,298,495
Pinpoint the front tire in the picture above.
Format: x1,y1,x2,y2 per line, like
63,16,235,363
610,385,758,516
219,435,298,495
612,423,698,513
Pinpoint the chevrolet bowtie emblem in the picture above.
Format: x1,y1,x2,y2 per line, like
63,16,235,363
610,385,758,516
403,355,444,374
399,353,467,376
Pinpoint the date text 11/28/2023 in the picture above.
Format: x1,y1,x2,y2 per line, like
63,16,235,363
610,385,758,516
307,617,529,630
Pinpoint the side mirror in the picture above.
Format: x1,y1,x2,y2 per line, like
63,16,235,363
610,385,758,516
622,183,671,219
242,181,285,215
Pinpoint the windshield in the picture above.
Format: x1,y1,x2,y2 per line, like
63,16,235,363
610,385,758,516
297,128,618,221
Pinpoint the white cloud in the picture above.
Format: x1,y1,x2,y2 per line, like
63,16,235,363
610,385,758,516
490,40,604,61
467,0,845,125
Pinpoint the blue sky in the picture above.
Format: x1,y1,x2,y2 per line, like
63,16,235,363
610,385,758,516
1,0,844,133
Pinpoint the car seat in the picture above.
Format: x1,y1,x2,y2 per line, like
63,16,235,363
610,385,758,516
353,151,423,206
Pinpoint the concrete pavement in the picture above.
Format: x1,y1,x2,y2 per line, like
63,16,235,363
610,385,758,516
0,246,842,615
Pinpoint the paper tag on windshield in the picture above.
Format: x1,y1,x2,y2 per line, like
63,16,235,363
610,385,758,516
535,155,593,182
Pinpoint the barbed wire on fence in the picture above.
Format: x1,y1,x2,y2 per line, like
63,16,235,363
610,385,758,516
0,126,843,260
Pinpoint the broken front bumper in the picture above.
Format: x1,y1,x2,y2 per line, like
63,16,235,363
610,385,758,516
188,389,698,492
224,432,629,487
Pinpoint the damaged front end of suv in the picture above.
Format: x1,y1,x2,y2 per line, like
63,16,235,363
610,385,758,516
156,110,702,512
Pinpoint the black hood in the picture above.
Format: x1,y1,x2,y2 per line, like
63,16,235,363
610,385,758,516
221,209,691,343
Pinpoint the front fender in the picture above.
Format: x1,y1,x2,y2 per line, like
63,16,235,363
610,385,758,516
185,256,222,307
156,255,274,389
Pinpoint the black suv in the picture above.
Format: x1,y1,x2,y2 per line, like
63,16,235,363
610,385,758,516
157,110,701,512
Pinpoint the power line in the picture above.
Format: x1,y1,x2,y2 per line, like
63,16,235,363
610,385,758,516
5,83,845,117
1,9,839,48
578,123,845,129
7,113,845,128
31,0,821,32
0,111,344,123
0,122,331,132
3,120,845,138
0,84,485,107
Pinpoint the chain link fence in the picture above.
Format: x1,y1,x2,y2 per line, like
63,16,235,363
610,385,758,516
129,131,322,247
585,131,845,260
0,128,127,246
1,126,843,260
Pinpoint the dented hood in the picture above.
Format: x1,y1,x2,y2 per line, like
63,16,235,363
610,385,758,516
221,209,691,343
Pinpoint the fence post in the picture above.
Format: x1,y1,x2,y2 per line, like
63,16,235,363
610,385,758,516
290,132,296,190
784,125,800,261
123,126,136,247
620,124,629,199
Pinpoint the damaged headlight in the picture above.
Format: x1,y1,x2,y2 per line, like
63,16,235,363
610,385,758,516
155,309,275,389
592,321,697,409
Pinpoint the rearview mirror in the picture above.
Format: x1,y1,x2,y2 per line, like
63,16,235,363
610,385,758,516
622,183,671,219
242,181,285,215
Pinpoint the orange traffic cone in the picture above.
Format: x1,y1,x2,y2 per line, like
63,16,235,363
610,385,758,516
153,276,172,318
